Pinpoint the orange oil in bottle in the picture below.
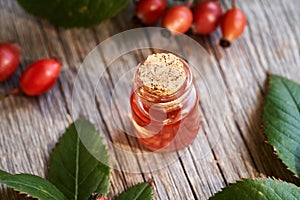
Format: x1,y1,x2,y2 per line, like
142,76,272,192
130,53,200,152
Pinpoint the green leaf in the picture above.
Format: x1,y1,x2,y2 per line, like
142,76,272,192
209,178,300,200
17,0,128,27
0,169,9,176
48,119,110,200
115,183,152,200
0,171,67,200
263,74,300,177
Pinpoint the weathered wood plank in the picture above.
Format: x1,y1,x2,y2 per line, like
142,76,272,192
0,0,299,199
0,1,70,200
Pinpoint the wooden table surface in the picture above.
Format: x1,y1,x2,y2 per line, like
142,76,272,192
0,0,299,199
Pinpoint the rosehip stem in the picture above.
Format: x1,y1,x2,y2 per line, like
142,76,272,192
186,0,193,7
0,88,20,100
232,0,236,8
220,39,231,48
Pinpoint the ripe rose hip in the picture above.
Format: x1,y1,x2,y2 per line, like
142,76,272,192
135,0,167,25
220,0,247,47
0,42,20,81
20,58,62,96
162,5,193,34
192,1,222,35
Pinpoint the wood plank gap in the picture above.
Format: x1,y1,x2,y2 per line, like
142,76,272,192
35,20,72,119
208,38,300,182
175,34,228,192
50,25,134,191
244,27,266,96
277,0,300,45
65,32,131,189
198,102,228,186
90,28,147,183
187,146,218,196
207,37,266,176
176,152,198,199
233,121,260,172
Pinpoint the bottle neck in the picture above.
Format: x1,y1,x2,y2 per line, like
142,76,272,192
132,59,193,106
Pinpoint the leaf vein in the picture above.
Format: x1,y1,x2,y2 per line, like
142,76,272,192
267,125,300,162
264,113,300,141
280,79,300,118
0,180,57,199
266,117,300,145
54,154,76,180
133,184,148,200
78,163,99,185
75,134,80,200
266,97,300,124
264,114,300,137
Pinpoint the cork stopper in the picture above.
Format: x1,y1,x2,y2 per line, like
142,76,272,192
138,53,186,96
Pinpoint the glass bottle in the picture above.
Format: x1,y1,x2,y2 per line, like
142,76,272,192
130,53,200,152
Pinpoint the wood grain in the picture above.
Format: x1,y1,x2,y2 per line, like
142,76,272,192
0,0,299,199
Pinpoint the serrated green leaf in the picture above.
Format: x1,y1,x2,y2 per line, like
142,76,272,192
210,178,300,200
0,169,8,176
0,171,67,200
263,74,300,177
17,0,128,27
115,183,152,200
48,119,110,200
